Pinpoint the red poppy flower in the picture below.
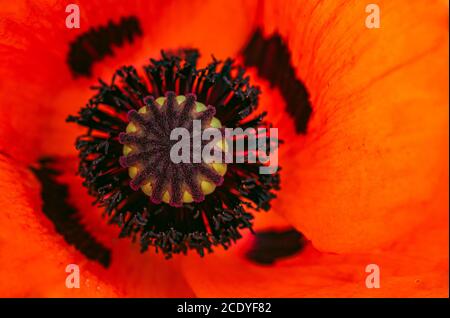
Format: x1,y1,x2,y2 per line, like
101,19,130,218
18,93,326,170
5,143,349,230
0,0,448,297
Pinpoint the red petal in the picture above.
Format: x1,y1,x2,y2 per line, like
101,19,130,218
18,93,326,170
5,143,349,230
258,0,449,253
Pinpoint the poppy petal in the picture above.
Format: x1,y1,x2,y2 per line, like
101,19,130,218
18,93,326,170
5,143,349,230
54,156,196,297
0,0,259,165
257,0,448,253
180,216,448,297
0,154,196,297
0,155,120,297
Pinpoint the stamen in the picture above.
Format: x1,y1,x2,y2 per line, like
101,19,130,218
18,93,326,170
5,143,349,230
67,50,280,257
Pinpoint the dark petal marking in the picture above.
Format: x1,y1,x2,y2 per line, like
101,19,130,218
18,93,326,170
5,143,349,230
246,229,306,265
67,16,143,77
242,29,312,134
30,158,111,268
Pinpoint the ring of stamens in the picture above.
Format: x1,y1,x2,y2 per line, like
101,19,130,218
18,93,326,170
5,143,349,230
118,92,227,207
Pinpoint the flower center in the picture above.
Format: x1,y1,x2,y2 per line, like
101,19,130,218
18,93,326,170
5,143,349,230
67,50,281,258
118,92,227,207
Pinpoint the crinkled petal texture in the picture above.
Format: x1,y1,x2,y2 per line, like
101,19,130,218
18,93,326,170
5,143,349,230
0,156,196,297
181,221,448,297
0,0,258,297
181,0,448,298
0,157,116,297
0,0,448,298
0,0,258,164
260,0,449,253
180,76,448,298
